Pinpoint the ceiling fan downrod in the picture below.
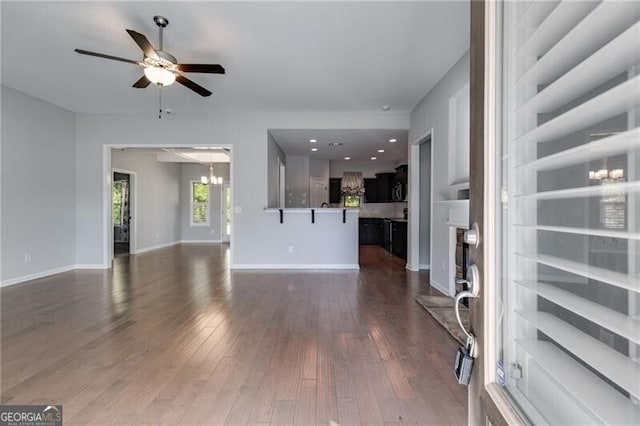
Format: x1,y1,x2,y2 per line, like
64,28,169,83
153,15,169,51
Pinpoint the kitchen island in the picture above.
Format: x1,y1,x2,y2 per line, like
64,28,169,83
260,207,360,269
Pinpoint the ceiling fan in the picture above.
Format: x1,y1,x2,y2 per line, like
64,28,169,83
75,15,225,97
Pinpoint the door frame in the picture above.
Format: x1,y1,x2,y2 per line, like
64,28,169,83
468,1,526,424
111,168,137,259
408,128,434,272
103,144,234,268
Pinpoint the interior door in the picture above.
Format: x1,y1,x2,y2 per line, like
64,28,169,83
310,177,328,207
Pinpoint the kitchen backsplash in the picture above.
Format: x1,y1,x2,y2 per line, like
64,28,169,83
358,202,407,218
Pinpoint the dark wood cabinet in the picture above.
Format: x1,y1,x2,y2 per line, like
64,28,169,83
359,218,381,245
375,173,395,203
329,178,342,204
394,164,408,184
363,178,378,203
391,220,407,259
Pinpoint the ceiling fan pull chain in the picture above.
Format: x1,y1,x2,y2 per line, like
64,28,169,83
158,85,163,119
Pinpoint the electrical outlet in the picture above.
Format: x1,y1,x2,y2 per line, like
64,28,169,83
24,253,31,263
288,246,294,254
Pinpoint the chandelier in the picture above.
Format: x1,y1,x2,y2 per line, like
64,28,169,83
201,164,223,185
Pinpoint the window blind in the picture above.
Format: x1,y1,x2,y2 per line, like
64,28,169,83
500,1,640,424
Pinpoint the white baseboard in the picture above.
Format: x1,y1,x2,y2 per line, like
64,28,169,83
131,241,180,255
231,263,360,270
180,240,222,244
1,265,76,287
419,263,431,270
405,263,419,272
430,278,451,297
75,264,110,269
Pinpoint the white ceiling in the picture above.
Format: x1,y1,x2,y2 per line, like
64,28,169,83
269,129,408,162
1,1,470,114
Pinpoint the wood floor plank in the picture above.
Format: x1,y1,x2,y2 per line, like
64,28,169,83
1,244,467,425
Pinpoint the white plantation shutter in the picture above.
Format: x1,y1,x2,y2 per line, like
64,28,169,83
499,1,640,424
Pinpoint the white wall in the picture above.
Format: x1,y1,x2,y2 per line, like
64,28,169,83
180,163,230,242
111,150,181,253
408,50,469,283
267,132,286,208
285,155,310,208
1,86,76,284
329,160,397,178
74,111,409,268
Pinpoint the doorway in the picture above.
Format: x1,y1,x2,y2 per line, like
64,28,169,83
112,171,133,257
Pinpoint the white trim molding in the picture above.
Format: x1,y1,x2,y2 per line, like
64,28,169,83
1,265,76,287
131,241,181,255
231,264,360,270
180,240,223,244
419,263,431,270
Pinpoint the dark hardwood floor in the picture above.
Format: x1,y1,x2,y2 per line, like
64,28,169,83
1,244,466,425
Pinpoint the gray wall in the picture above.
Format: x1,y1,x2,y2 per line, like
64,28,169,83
267,132,286,208
111,150,181,253
419,140,431,268
180,163,230,242
309,157,330,179
1,86,76,283
285,155,310,208
74,111,408,267
408,50,469,278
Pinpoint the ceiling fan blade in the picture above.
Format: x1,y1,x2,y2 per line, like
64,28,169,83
74,49,141,65
132,75,151,88
126,29,159,60
176,75,212,97
177,64,226,74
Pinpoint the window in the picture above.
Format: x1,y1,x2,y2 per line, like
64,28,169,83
496,2,640,424
344,195,361,208
190,181,210,226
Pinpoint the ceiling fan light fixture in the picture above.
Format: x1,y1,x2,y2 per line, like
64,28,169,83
144,66,176,86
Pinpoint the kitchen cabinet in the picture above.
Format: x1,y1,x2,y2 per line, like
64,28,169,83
394,164,408,184
329,178,342,204
375,173,394,203
364,178,378,203
391,220,407,259
359,218,381,245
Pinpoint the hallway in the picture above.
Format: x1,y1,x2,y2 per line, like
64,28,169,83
1,244,466,425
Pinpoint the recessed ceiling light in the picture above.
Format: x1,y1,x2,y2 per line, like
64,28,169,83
311,148,318,152
377,149,385,153
344,157,351,160
389,138,397,143
371,156,377,160
382,105,391,111
310,139,317,143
